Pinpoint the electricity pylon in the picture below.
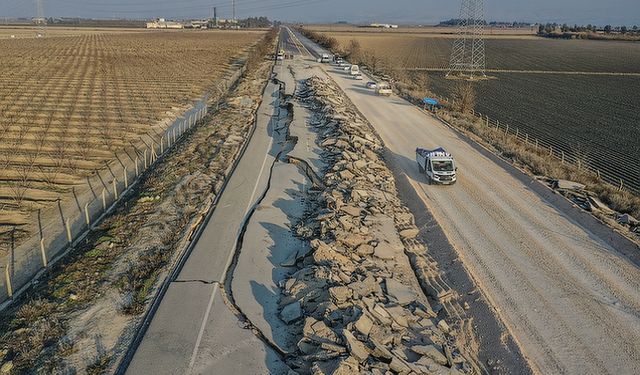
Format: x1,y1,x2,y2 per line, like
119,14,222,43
447,0,486,79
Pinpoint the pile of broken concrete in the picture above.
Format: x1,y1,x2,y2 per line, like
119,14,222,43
278,76,479,375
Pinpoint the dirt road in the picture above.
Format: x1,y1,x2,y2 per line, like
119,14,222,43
289,27,640,375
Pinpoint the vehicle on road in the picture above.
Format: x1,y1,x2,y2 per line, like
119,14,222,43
321,53,331,63
354,73,364,80
349,64,360,76
366,81,377,89
376,82,392,96
416,147,457,185
277,49,284,61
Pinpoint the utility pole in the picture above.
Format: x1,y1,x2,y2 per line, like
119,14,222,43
232,0,236,23
35,0,46,38
447,0,486,79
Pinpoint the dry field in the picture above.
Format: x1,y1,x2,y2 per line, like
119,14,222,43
312,28,640,193
0,26,149,39
307,24,537,37
0,30,264,235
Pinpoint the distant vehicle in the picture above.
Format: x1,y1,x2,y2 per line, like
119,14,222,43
277,49,285,60
349,65,360,76
354,73,364,80
343,65,351,71
321,53,331,63
415,147,457,185
376,82,392,96
366,81,377,89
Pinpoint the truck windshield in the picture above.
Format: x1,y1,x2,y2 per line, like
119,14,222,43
432,160,454,172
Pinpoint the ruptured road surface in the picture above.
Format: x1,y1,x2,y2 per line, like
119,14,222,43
288,27,640,375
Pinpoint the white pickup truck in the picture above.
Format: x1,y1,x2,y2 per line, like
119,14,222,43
416,147,457,185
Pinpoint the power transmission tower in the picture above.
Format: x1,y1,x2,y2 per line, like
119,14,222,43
35,0,46,38
447,0,486,79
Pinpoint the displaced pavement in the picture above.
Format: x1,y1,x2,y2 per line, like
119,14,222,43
289,27,640,375
126,68,291,374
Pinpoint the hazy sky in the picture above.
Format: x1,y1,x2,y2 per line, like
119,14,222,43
1,0,638,25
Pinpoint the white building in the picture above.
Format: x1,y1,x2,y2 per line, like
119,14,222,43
146,18,184,29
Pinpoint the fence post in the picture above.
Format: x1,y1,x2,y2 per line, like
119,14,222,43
515,128,519,139
173,128,176,144
535,139,539,150
486,115,489,127
40,238,47,267
113,179,119,200
102,188,107,211
4,265,12,298
144,149,148,169
597,170,601,180
65,218,72,244
84,203,90,225
135,157,140,177
160,136,164,154
525,133,529,143
124,167,128,189
496,120,500,130
619,179,624,191
505,124,509,135
549,146,553,156
561,151,565,164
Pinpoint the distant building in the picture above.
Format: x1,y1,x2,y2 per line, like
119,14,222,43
369,23,399,29
146,18,184,29
185,20,208,29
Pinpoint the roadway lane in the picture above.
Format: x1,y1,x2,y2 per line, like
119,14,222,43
126,70,290,374
288,27,640,375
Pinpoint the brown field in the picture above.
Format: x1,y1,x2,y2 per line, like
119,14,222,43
0,26,151,39
0,30,264,232
310,28,640,193
307,24,538,37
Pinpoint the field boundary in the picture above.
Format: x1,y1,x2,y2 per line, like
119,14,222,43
401,68,640,76
0,64,248,309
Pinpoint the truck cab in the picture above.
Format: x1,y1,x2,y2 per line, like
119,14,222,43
416,147,457,185
349,64,360,75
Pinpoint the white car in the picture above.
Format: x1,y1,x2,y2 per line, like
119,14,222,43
354,74,364,80
343,65,351,71
366,81,377,89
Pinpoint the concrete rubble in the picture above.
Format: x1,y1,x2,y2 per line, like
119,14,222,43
278,76,479,374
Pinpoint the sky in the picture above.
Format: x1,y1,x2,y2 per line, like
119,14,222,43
0,0,638,26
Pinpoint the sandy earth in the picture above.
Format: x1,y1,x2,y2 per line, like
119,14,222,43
290,27,640,375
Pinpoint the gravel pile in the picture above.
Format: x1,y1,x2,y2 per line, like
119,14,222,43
280,76,478,375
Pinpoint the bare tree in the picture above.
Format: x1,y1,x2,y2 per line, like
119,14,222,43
453,81,476,114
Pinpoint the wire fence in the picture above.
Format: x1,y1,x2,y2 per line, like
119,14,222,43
439,96,639,196
0,66,246,308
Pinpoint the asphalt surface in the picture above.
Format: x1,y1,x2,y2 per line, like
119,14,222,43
126,69,290,374
288,27,640,375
